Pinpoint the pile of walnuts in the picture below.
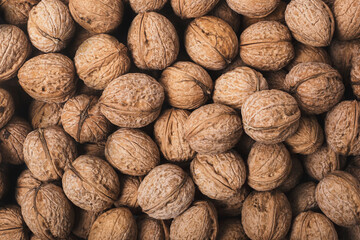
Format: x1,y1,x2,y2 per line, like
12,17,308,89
1,0,360,239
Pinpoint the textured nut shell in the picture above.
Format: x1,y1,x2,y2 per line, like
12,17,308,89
171,0,220,19
62,155,120,212
351,56,360,98
29,100,63,129
15,170,41,206
239,21,294,71
226,0,279,18
114,176,141,213
185,16,238,70
346,156,360,182
289,182,318,216
159,61,213,110
0,88,15,129
72,209,101,239
316,171,360,227
333,0,360,41
0,25,31,82
217,218,248,240
74,34,131,90
137,215,168,240
0,0,40,26
137,164,195,220
263,70,287,91
211,0,240,31
277,156,303,192
128,12,179,70
184,103,243,154
0,205,27,240
130,0,167,13
241,89,301,144
99,73,164,128
242,1,286,28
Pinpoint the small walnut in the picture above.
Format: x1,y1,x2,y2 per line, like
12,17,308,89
351,56,360,98
289,181,318,217
0,88,14,129
171,0,220,19
99,73,164,128
137,215,168,240
242,1,286,28
128,12,179,70
277,156,303,192
263,70,287,91
226,0,279,18
346,156,360,182
239,21,294,71
0,205,28,240
217,218,248,240
29,100,63,129
185,16,238,70
137,164,195,219
15,170,41,206
62,155,120,212
0,0,40,26
129,0,167,13
115,175,142,213
333,0,360,41
211,0,240,32
72,208,101,239
79,141,105,158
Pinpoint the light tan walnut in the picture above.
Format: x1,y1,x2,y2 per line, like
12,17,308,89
211,0,240,32
333,0,360,41
0,0,40,26
15,170,41,206
226,0,280,18
242,1,286,28
129,0,167,13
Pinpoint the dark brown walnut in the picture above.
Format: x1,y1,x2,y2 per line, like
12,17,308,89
137,215,168,240
170,201,218,240
346,156,360,182
69,0,123,34
191,150,247,200
88,208,137,240
74,34,131,90
184,103,243,154
31,234,78,240
316,171,360,227
129,0,167,13
0,88,14,129
0,0,40,26
289,181,318,216
99,73,164,128
278,156,303,192
351,56,360,98
159,61,213,110
340,225,360,240
263,70,287,91
171,0,220,19
79,141,105,158
211,0,240,32
21,183,74,240
241,190,292,240
333,0,360,41
114,175,142,213
0,205,28,240
242,1,286,28
0,167,6,199
227,0,280,18
137,164,195,219
72,208,101,239
290,211,338,240
29,100,63,129
62,155,120,212
239,21,294,71
185,16,238,70
18,53,76,103
217,218,248,240
23,126,77,181
241,89,301,144
128,12,179,70
0,25,31,82
15,170,41,206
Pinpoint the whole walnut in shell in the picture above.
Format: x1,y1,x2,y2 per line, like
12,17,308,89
333,0,360,41
0,205,28,240
0,88,14,129
242,1,286,28
277,156,303,192
211,0,241,32
15,170,41,206
212,186,250,217
115,175,142,213
72,208,101,239
226,0,279,18
137,164,195,219
0,0,39,26
130,0,167,13
137,215,168,240
289,181,318,217
351,56,360,99
346,156,360,182
171,0,220,19
217,218,248,240
29,100,63,129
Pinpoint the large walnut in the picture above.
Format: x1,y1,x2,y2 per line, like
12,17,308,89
171,0,220,19
226,0,279,18
0,0,40,26
289,181,318,217
29,100,63,129
0,88,15,129
333,0,360,41
0,205,28,240
137,215,168,240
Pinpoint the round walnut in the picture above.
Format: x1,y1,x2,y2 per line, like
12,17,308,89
0,0,40,26
69,0,123,34
74,34,131,90
333,0,360,41
226,0,279,18
239,21,294,71
62,155,120,212
99,73,164,128
0,25,31,82
159,61,213,110
346,156,360,182
28,0,75,52
289,181,318,217
351,56,360,98
105,128,160,176
171,0,220,19
184,103,243,154
130,0,167,13
316,171,360,227
137,164,195,220
72,208,101,239
211,0,241,32
213,66,268,110
128,12,179,70
23,126,77,181
0,88,14,129
217,218,248,240
285,62,344,114
185,16,238,70
0,205,28,240
114,175,142,213
18,53,76,103
241,190,292,240
263,70,287,91
29,100,63,129
277,156,303,192
241,89,301,144
15,170,41,206
137,215,168,240
88,208,137,240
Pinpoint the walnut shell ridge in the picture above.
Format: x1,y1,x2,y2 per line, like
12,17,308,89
227,0,280,18
333,0,360,41
0,205,28,240
29,100,63,129
15,170,41,206
171,0,220,19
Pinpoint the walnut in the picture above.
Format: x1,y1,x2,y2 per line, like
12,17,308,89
0,0,39,26
285,62,344,114
217,218,248,240
31,234,77,240
72,208,101,239
171,0,219,19
128,12,179,70
137,164,195,219
226,0,279,18
333,0,360,41
79,142,105,158
241,190,292,240
74,34,131,90
62,155,120,212
351,56,360,99
263,70,287,91
289,181,318,217
0,205,28,240
242,1,286,28
0,88,14,129
185,16,238,70
129,0,167,13
278,156,303,192
99,73,164,128
0,25,31,82
23,126,77,181
239,21,294,71
316,171,360,227
137,215,168,240
184,103,243,154
115,175,142,213
15,170,41,206
211,0,240,32
346,156,360,182
213,66,268,110
88,208,137,240
159,61,213,110
241,89,301,144
29,100,63,129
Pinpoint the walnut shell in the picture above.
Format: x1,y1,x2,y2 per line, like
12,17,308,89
62,155,120,212
211,0,240,32
137,215,168,240
346,156,360,182
114,175,141,213
137,164,195,219
171,0,220,19
185,16,238,70
128,12,179,70
99,73,164,128
0,205,28,240
333,0,360,41
0,0,40,26
15,170,41,206
289,181,318,217
0,88,14,129
217,218,248,240
239,21,294,71
129,0,167,13
226,0,279,18
242,1,286,28
351,56,360,98
241,89,301,144
316,171,360,227
29,100,63,129
184,103,243,154
72,208,101,239
263,70,287,91
277,156,303,192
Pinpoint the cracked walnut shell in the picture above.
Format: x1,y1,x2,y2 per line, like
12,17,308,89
171,0,220,19
227,0,279,18
29,100,63,129
0,205,28,240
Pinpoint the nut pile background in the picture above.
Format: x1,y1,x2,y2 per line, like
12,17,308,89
0,0,360,239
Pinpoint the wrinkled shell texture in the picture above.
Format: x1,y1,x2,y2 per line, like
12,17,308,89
115,176,141,212
211,0,240,31
333,0,360,41
346,156,360,182
130,0,167,13
62,155,120,212
0,0,40,26
239,21,294,71
351,56,360,98
72,209,101,239
18,53,76,103
227,0,279,18
185,16,238,70
0,205,27,240
28,0,75,52
159,61,213,110
212,186,250,217
99,73,164,128
137,164,195,220
128,12,179,70
29,100,63,129
289,181,318,217
241,89,301,144
278,156,303,192
171,0,220,19
137,215,167,240
15,170,41,206
0,88,15,129
75,34,131,90
217,218,247,240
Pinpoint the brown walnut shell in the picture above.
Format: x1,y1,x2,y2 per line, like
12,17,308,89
171,0,220,19
351,56,360,99
15,170,41,206
72,208,101,239
217,218,248,240
346,156,360,182
0,88,15,129
0,205,28,240
137,215,168,240
242,1,286,28
0,0,40,26
129,0,167,13
333,0,360,41
114,175,142,213
226,0,280,18
277,156,303,192
211,0,240,32
289,181,318,217
29,100,63,129
263,70,287,91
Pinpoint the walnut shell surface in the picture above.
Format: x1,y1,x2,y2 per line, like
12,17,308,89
29,100,63,129
129,0,167,13
0,0,40,26
211,0,240,32
15,170,41,206
0,205,28,240
226,0,280,18
333,0,360,41
137,215,168,240
351,56,360,98
289,181,318,216
114,175,141,213
0,88,15,129
217,218,248,240
171,0,220,19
